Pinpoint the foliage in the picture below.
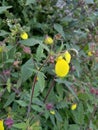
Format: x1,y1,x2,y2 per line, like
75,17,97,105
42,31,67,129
0,0,98,130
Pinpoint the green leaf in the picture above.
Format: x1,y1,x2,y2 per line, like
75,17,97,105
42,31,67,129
37,72,45,92
69,124,80,130
13,122,27,130
72,103,84,124
36,45,45,61
6,78,11,93
0,30,9,36
55,110,63,122
15,100,28,107
0,6,12,14
20,38,42,46
26,0,36,5
31,105,43,112
21,58,34,82
85,0,94,4
4,93,15,108
54,24,65,39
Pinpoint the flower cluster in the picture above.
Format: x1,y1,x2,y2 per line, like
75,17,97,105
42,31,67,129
55,51,71,77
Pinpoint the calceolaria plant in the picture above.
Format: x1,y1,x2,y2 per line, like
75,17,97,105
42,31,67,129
0,0,98,130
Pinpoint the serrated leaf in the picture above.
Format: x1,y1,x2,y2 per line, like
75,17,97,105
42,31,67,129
6,78,11,93
21,58,34,82
13,122,27,129
69,124,80,130
36,45,45,61
0,6,12,14
85,0,94,4
4,93,15,108
26,0,36,5
54,24,65,39
15,100,28,107
0,30,9,36
20,38,42,46
37,72,45,92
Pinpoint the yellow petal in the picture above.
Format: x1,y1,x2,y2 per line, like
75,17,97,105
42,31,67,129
56,56,63,62
71,103,77,110
55,59,69,77
20,32,28,40
0,120,4,130
50,110,55,115
44,36,53,45
64,51,71,64
88,51,93,56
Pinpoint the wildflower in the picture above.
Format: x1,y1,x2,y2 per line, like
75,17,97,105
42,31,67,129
50,110,55,115
71,103,77,110
44,36,53,45
20,32,28,40
46,103,53,110
88,51,93,56
55,57,69,77
64,51,71,64
5,117,14,128
0,120,4,130
56,56,63,62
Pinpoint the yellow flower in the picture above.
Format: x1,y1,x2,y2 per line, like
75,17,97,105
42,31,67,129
55,57,69,77
71,103,77,110
20,32,28,40
88,51,93,56
44,36,53,45
50,110,55,115
0,120,4,130
64,51,71,64
56,56,63,62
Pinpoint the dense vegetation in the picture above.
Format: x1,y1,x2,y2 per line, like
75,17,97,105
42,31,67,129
0,0,98,130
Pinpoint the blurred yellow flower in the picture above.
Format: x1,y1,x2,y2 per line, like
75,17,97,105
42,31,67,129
88,51,93,56
50,110,55,115
71,103,77,110
55,57,69,77
20,32,28,40
44,36,53,45
0,120,4,130
64,51,71,63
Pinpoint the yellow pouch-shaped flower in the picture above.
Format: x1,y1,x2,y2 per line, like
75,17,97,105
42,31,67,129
44,36,53,45
20,32,28,40
71,103,77,110
0,120,4,130
55,58,69,77
64,51,71,64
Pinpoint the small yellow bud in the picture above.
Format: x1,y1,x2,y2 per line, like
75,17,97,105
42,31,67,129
88,51,93,56
64,51,71,64
50,110,55,115
71,103,77,110
20,32,28,40
44,36,53,45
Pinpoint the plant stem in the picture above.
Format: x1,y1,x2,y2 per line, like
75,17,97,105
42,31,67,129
44,79,55,103
86,104,97,130
27,55,51,118
27,75,37,118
